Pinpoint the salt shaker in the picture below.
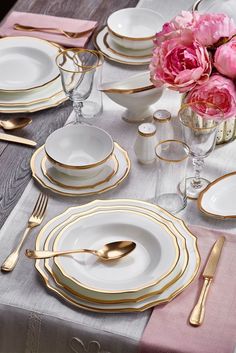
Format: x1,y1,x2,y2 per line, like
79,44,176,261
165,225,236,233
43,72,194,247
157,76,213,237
153,109,173,141
134,123,157,164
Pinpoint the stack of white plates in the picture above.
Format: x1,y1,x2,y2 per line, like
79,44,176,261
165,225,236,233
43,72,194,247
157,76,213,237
35,199,200,312
30,125,130,196
0,36,67,113
94,8,163,66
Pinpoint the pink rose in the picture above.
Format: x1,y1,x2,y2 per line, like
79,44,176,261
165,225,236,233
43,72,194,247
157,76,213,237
150,31,211,93
214,38,236,79
194,13,236,46
186,74,236,119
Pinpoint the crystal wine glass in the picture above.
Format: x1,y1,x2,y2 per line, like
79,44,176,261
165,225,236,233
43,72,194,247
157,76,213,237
178,101,222,199
56,48,103,124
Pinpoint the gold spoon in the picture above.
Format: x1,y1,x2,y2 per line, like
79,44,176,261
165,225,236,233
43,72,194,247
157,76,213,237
0,117,32,130
25,241,136,261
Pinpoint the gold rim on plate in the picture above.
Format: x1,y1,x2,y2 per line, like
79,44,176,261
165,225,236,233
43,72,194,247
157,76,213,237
41,154,119,190
0,96,68,113
103,33,152,59
35,199,200,312
48,204,188,304
30,143,131,197
0,85,64,107
93,27,150,66
53,208,180,294
0,36,61,92
197,171,236,219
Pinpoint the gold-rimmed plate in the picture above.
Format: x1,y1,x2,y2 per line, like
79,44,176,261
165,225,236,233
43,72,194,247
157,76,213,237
50,205,187,304
34,199,200,312
0,36,60,92
198,172,236,219
52,209,180,294
30,143,130,196
0,90,67,113
0,77,63,107
41,154,119,190
93,27,151,66
103,32,152,59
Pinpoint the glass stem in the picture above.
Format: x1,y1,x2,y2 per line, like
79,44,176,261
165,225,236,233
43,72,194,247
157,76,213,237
192,157,204,189
73,101,83,124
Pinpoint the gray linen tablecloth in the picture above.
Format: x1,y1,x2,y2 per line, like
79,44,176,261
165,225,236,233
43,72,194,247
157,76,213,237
1,1,236,352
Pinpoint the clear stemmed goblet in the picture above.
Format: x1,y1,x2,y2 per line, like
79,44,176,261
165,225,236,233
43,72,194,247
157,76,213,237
178,101,222,199
56,48,103,124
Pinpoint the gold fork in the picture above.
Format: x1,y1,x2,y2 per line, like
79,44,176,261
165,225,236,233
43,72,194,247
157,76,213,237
1,193,48,272
14,23,94,39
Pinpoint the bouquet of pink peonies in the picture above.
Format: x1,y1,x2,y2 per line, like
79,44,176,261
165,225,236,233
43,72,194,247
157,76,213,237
150,11,236,120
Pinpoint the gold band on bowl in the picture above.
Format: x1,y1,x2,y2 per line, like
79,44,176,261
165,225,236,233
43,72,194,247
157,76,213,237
107,25,155,41
45,144,114,171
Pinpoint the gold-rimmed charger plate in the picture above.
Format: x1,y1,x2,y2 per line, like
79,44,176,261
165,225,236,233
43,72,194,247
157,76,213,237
93,26,151,66
0,77,63,107
52,208,180,294
0,91,67,113
34,199,200,312
50,205,188,303
0,36,60,92
30,143,130,196
41,154,119,190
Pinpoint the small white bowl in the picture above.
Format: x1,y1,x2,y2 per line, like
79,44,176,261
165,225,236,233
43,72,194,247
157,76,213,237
107,8,163,50
100,71,164,123
45,125,114,178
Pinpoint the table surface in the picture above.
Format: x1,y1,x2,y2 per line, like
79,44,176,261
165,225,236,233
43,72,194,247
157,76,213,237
0,0,138,230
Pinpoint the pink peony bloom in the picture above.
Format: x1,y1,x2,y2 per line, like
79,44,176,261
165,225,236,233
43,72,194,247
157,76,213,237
214,38,236,79
194,13,236,46
150,31,211,93
186,74,236,119
154,11,199,46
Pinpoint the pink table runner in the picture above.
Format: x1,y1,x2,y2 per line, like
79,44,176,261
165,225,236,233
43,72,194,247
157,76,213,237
140,225,236,353
0,11,97,47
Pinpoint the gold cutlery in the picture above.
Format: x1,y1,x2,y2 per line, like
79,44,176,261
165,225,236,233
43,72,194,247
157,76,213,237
25,240,136,261
0,117,32,130
189,236,225,326
14,23,95,39
1,193,48,272
0,132,36,147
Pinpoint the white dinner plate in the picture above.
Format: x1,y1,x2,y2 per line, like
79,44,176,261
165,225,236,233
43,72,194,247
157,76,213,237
42,154,118,189
30,143,130,196
94,27,151,66
193,0,236,22
53,209,179,293
51,205,187,303
0,90,67,113
0,77,63,107
0,36,60,91
198,172,236,219
34,199,200,312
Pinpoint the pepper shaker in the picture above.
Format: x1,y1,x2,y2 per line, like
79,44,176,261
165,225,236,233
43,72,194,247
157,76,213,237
153,109,173,141
134,123,157,164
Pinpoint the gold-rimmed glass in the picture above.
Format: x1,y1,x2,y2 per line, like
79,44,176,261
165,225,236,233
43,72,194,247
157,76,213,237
56,48,104,124
178,102,222,199
154,139,190,214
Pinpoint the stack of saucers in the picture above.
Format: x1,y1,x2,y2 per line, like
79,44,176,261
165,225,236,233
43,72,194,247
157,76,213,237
30,125,130,196
0,36,67,113
94,8,163,66
35,199,200,313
